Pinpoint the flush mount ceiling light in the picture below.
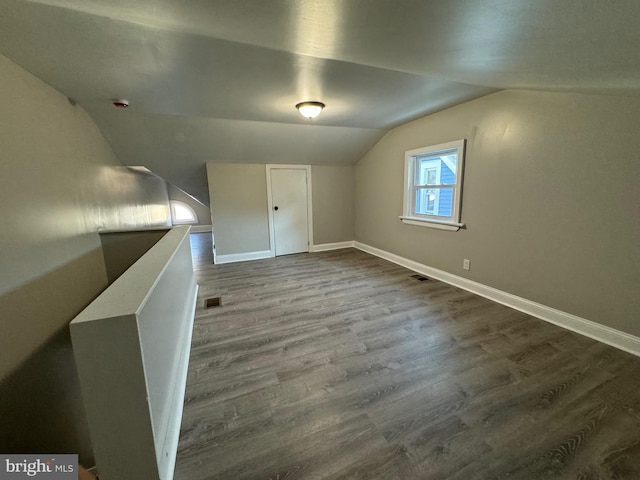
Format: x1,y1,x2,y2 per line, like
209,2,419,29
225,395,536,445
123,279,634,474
296,101,325,119
112,99,129,108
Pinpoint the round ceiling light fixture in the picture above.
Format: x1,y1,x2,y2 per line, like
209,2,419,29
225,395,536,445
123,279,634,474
112,99,129,108
296,101,325,119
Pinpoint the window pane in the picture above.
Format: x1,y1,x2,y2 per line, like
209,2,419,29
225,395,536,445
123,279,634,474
416,153,457,186
415,188,437,214
173,203,196,222
418,159,439,185
438,155,457,185
415,187,454,218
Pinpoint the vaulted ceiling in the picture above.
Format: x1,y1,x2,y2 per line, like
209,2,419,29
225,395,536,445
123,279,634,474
2,0,639,203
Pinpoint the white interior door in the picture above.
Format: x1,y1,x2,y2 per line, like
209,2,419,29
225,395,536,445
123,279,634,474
270,168,309,256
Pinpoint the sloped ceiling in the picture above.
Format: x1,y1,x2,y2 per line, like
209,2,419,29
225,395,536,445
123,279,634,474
1,0,639,204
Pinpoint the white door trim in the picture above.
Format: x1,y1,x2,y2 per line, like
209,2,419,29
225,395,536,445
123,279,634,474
266,165,313,257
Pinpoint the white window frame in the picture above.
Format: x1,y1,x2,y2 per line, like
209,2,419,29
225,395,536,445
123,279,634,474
170,200,198,225
401,139,466,231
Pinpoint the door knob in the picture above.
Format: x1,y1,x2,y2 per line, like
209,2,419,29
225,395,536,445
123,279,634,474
274,206,279,211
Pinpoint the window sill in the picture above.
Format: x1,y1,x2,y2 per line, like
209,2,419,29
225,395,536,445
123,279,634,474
399,216,465,231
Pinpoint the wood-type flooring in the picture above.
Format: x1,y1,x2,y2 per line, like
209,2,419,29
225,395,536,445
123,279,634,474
175,233,640,480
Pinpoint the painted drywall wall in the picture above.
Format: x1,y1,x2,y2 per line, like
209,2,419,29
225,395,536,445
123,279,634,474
0,53,171,463
355,89,640,337
207,163,271,256
207,163,355,256
311,165,355,245
167,182,212,227
100,229,169,284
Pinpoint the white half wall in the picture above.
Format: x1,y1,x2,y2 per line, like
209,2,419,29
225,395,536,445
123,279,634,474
70,226,197,480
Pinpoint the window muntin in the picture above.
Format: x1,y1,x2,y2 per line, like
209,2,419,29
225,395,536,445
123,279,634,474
402,139,466,230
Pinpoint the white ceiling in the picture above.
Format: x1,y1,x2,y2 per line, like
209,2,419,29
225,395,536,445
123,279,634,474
2,0,639,203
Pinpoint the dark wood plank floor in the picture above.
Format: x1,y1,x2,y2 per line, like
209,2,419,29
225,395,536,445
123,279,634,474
177,233,640,480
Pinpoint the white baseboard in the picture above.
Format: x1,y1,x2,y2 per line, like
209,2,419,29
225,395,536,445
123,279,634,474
215,250,272,265
311,241,355,252
189,225,213,233
354,241,640,357
215,240,356,263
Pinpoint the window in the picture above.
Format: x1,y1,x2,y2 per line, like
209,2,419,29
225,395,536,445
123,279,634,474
170,201,198,224
401,139,466,231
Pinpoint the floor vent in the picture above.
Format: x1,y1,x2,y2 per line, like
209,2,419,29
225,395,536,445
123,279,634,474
410,274,430,282
204,297,221,309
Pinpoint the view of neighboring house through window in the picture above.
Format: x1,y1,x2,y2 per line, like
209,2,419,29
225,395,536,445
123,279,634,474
402,139,466,230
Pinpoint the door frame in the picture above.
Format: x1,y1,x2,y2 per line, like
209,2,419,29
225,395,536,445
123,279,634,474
266,164,313,257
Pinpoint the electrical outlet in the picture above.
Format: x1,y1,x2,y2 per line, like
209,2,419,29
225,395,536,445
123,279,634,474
463,259,471,271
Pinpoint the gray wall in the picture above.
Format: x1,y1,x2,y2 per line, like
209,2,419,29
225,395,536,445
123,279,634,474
354,89,640,337
0,54,171,464
312,165,355,245
207,163,271,255
100,230,169,284
207,163,355,256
